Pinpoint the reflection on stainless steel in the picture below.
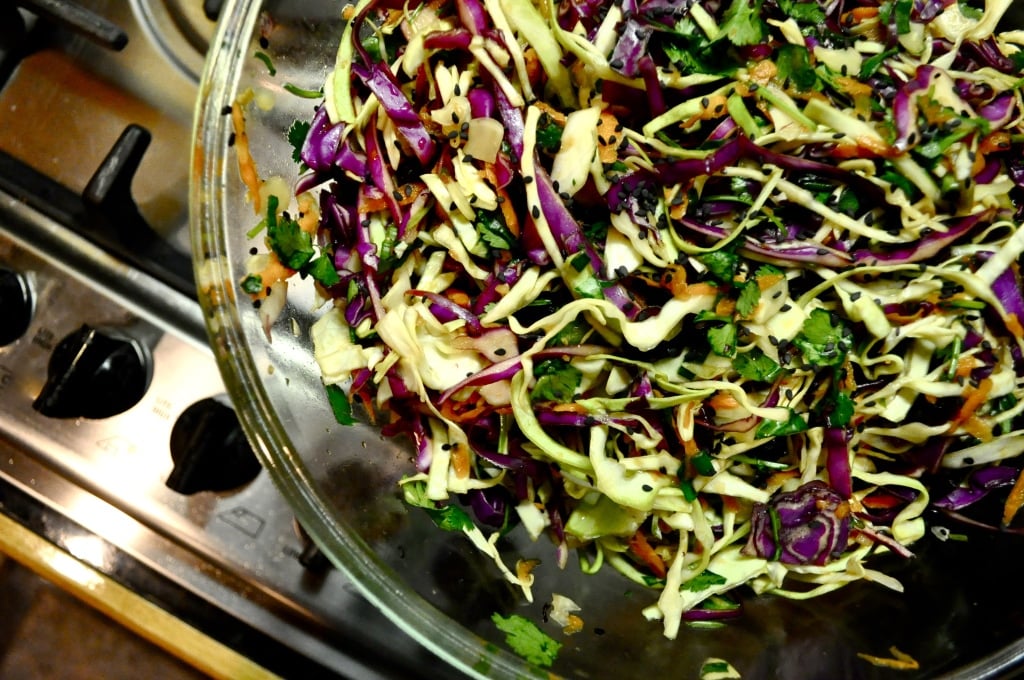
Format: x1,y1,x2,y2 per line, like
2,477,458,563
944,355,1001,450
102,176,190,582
0,2,440,678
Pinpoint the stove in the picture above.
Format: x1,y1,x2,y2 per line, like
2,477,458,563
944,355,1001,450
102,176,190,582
0,3,445,677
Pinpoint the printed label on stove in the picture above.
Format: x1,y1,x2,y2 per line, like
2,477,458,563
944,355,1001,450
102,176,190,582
218,506,266,539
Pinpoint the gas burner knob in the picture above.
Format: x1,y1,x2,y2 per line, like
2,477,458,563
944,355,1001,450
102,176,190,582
166,398,261,495
33,325,151,419
0,267,33,346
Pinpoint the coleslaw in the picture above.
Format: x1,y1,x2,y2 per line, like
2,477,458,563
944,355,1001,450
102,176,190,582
235,0,1024,640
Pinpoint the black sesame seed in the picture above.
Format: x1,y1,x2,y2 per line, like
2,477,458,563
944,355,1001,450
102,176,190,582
532,205,541,219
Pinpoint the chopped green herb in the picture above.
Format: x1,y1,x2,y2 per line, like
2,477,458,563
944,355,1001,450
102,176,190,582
240,274,264,295
266,196,315,270
859,48,897,79
306,255,341,287
699,250,739,283
708,322,738,358
735,279,761,317
756,408,809,438
476,210,515,251
283,83,325,99
681,569,727,592
531,359,583,403
691,451,717,476
824,390,854,428
287,119,311,164
253,50,276,75
734,350,782,382
403,481,475,531
491,614,562,668
325,384,356,425
776,44,818,92
720,0,766,46
794,308,853,367
778,0,825,22
699,657,742,679
548,318,591,347
536,119,564,152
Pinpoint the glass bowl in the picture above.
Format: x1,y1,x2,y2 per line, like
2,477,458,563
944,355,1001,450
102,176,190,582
191,1,1024,677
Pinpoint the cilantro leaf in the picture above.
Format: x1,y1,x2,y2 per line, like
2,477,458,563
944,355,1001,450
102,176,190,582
720,0,766,46
492,614,562,668
733,350,782,382
699,250,739,283
793,309,853,367
825,390,855,427
708,322,737,358
240,274,264,295
735,279,761,317
402,480,475,531
681,569,727,592
778,0,825,22
860,47,897,79
531,359,583,402
573,275,605,299
583,219,609,243
776,44,818,92
476,210,515,252
536,117,563,153
425,504,475,531
755,409,808,438
306,255,341,287
548,318,591,347
325,384,356,425
266,196,314,270
287,119,310,164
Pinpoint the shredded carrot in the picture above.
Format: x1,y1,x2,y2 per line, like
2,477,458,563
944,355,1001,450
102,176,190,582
709,392,740,410
949,377,993,431
439,395,491,423
961,415,993,442
1003,468,1024,526
660,264,689,298
597,111,622,164
841,6,880,23
444,288,472,308
1005,313,1024,339
954,355,977,380
857,646,919,671
230,95,264,214
756,272,785,291
562,614,584,636
249,255,294,299
628,531,667,579
834,76,875,99
296,192,319,234
686,282,718,297
450,442,471,479
715,297,737,316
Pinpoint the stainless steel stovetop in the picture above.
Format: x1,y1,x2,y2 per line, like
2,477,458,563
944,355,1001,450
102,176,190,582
0,3,442,678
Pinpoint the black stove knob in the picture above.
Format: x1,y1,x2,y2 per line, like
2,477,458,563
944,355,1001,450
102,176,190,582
0,267,33,346
167,398,261,495
33,324,151,419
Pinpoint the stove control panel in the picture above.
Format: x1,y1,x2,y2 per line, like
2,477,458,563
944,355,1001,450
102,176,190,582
0,266,33,345
33,324,152,419
0,228,430,678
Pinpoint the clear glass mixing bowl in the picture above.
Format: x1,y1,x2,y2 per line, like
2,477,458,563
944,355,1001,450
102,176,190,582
191,1,1024,677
